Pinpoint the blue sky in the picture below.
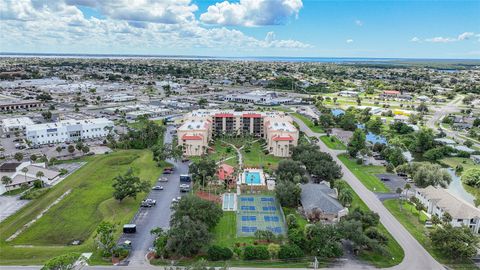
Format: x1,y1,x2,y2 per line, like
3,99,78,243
1,0,479,58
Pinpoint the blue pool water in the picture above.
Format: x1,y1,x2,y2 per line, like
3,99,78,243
245,172,261,184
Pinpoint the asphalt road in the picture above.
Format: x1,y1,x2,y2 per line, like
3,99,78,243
292,115,444,270
117,125,189,266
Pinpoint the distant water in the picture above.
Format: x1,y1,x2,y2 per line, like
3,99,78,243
0,52,478,64
446,168,476,206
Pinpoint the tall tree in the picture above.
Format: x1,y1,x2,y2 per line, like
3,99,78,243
95,221,116,257
430,224,479,261
112,169,150,202
348,129,366,158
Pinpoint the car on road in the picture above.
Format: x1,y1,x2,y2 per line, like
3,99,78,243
152,186,164,190
406,178,414,183
171,196,182,204
141,199,157,207
158,177,168,182
181,158,190,163
380,177,390,181
163,167,174,174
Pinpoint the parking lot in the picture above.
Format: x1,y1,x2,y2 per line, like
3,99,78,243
117,125,190,265
0,195,29,222
375,173,411,192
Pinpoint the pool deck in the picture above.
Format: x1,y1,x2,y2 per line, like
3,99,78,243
239,168,266,186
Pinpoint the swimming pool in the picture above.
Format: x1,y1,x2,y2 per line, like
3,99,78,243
245,172,261,184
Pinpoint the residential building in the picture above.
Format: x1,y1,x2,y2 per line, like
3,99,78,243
1,117,34,133
380,90,401,98
300,183,348,222
177,110,298,157
415,186,480,233
26,118,113,145
223,90,295,105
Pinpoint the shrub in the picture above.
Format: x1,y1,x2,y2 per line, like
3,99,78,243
278,244,304,259
207,245,233,261
286,214,298,229
243,245,270,260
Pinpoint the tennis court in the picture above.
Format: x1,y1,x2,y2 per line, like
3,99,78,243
236,195,286,237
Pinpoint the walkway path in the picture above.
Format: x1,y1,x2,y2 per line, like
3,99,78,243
291,115,443,270
220,140,243,167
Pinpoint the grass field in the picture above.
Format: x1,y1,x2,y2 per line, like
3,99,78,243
320,135,347,150
338,154,390,193
191,140,238,167
291,113,324,133
0,149,164,265
242,141,282,170
346,184,404,267
384,199,477,270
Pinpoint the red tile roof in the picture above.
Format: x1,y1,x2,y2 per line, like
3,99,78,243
182,134,203,140
217,164,235,180
242,113,262,118
214,113,234,118
273,135,294,141
383,90,400,95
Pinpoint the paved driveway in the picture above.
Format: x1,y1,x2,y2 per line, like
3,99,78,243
0,195,29,222
292,115,443,270
117,125,190,266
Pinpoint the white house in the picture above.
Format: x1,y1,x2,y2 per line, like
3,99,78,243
415,186,480,234
0,162,60,194
26,118,113,145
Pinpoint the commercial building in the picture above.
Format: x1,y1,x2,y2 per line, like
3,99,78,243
1,117,34,133
0,100,43,112
224,90,296,105
415,186,480,233
177,110,298,157
26,118,113,145
0,162,60,194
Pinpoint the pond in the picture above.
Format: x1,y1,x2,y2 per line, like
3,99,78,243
445,168,476,206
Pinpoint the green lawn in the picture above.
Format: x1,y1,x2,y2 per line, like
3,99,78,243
291,113,324,133
320,135,346,150
346,184,404,268
128,119,164,129
338,154,390,193
0,150,164,265
2,186,28,196
282,207,308,229
439,157,478,173
211,212,255,247
191,140,238,167
384,199,477,270
242,141,282,170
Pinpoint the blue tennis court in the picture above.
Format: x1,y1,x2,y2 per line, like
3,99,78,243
236,195,286,237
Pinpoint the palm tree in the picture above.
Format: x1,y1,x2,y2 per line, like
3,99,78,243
1,176,12,190
338,189,353,207
404,183,411,198
36,171,45,187
21,167,29,184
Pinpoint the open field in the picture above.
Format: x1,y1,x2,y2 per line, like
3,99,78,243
320,135,347,150
0,150,164,265
291,113,324,133
338,154,390,193
384,199,477,270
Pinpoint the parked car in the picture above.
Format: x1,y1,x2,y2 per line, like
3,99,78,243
424,221,433,228
380,177,390,181
179,184,190,192
152,186,164,190
144,198,156,205
406,178,414,183
141,201,153,207
181,158,190,163
397,172,408,177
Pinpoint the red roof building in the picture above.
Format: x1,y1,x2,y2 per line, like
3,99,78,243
383,90,400,95
242,113,262,118
181,134,203,140
272,135,294,141
217,163,235,181
214,113,234,118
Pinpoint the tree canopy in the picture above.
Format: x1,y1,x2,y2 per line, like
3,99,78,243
112,168,150,202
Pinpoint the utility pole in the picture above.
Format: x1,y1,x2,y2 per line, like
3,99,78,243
314,256,318,270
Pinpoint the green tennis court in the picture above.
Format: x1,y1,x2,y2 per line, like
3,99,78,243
236,195,286,237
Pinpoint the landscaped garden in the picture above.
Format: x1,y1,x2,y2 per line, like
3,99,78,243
338,154,390,193
320,135,346,150
0,149,166,265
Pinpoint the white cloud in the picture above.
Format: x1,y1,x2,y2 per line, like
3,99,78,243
413,32,478,43
346,39,354,43
200,0,303,27
0,0,311,53
354,20,363,26
410,37,420,43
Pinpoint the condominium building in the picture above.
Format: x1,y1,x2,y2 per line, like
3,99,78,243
415,186,480,234
177,110,298,157
26,118,114,145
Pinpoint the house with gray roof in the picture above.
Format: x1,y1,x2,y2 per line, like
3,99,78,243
300,183,348,222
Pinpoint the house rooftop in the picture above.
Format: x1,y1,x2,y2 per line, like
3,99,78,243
300,183,344,215
417,186,480,219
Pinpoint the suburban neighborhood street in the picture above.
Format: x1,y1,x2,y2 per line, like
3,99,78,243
118,125,189,266
291,116,444,270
